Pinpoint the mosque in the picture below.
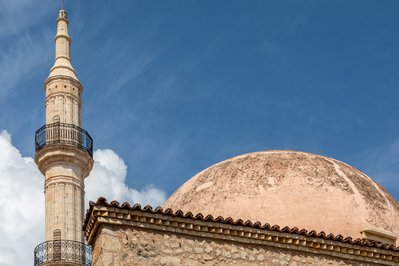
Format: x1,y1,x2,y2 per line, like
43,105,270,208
33,6,399,266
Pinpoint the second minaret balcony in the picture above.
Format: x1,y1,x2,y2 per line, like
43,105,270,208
35,122,93,157
34,240,92,266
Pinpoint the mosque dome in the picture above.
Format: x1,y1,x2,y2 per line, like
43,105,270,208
164,150,399,244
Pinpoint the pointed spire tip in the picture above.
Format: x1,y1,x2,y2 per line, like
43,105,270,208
58,0,68,20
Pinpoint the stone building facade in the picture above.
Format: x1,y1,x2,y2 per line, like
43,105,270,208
83,198,399,266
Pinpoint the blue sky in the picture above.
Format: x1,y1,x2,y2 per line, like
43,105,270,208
1,0,399,200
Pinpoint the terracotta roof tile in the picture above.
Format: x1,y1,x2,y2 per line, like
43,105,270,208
83,197,399,252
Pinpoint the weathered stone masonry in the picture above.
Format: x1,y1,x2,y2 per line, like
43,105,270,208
84,198,399,266
92,225,386,266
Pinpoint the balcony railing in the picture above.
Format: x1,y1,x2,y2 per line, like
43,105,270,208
35,122,93,157
34,240,92,266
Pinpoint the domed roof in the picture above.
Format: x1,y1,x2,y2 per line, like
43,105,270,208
164,150,399,244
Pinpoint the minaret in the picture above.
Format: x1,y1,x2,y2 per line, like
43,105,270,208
34,5,93,266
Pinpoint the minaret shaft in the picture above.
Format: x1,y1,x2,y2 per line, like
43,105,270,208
36,8,93,246
43,161,85,242
45,78,81,126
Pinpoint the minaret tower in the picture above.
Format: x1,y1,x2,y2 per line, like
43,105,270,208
34,4,93,266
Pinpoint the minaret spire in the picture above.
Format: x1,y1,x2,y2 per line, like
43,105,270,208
48,3,78,81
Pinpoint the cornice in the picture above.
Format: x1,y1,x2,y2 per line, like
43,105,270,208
35,144,93,177
84,198,399,265
44,75,82,90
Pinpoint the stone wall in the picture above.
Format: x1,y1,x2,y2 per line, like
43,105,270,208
92,224,380,266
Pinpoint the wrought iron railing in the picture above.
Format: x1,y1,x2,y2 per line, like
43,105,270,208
34,240,92,266
35,122,93,157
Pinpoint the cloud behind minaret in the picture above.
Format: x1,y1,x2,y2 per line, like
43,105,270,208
0,131,43,266
86,149,167,208
0,131,166,266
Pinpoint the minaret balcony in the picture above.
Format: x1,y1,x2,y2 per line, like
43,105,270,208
35,122,93,157
34,240,92,266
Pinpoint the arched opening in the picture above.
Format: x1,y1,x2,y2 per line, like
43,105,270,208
53,229,61,261
52,115,61,142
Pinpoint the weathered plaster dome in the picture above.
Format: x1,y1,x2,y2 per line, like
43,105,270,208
164,150,399,244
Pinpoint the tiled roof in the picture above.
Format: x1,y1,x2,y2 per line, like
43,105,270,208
84,197,399,252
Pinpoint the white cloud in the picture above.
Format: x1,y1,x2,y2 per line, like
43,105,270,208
0,131,44,266
0,131,166,266
86,149,167,207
